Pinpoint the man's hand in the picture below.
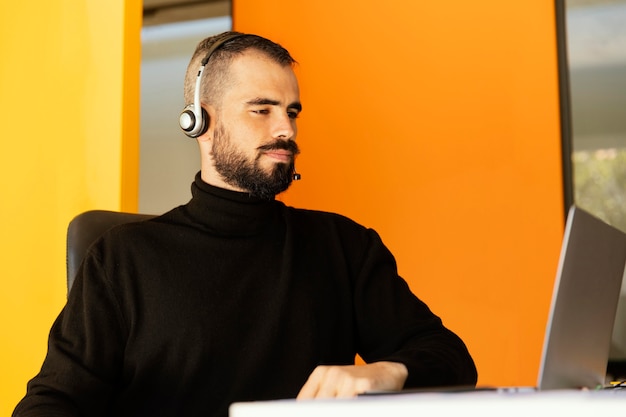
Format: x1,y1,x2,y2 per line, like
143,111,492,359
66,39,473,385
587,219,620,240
296,361,408,399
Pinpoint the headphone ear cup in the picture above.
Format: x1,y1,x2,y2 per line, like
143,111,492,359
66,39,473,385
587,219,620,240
179,106,196,133
179,105,209,138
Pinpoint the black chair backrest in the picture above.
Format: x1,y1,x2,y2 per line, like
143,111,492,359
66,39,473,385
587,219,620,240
66,210,156,295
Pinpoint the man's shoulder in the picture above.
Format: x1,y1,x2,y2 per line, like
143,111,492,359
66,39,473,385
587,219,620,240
286,205,356,223
90,211,175,251
284,205,372,235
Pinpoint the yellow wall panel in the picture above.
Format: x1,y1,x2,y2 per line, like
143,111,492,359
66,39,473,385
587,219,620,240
234,0,565,386
0,1,141,413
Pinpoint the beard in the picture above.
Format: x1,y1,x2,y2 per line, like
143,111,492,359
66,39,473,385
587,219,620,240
212,123,300,200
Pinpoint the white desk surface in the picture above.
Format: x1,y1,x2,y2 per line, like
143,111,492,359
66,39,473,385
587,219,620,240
230,389,626,417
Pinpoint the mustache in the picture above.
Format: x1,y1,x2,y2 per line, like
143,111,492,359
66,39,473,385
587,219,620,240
257,139,300,156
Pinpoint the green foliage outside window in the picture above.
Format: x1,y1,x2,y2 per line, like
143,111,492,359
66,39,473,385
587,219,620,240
574,148,626,233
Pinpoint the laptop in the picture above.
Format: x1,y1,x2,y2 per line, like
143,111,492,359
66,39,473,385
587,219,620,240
536,205,626,390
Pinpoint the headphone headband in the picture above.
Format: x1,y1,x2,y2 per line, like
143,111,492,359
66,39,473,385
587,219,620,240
179,33,246,138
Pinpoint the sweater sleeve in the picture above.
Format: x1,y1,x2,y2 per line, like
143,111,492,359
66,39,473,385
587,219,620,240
13,243,126,417
353,228,478,388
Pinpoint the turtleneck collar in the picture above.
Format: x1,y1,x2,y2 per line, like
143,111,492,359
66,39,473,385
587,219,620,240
183,172,282,236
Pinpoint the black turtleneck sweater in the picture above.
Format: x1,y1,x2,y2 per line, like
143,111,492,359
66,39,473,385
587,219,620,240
14,174,477,417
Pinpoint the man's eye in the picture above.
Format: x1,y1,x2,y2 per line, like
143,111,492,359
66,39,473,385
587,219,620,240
288,111,300,120
252,109,269,115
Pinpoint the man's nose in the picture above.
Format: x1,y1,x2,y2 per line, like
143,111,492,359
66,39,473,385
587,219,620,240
272,112,296,139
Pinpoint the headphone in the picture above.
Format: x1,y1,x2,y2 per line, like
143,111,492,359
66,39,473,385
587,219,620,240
179,33,246,138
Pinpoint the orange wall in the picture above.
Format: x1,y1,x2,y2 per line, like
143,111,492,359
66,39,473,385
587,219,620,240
234,0,565,386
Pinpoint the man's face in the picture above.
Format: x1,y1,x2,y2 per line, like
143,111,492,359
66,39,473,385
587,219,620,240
208,50,302,199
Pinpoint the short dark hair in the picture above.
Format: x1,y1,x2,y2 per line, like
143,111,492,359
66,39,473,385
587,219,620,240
183,31,297,107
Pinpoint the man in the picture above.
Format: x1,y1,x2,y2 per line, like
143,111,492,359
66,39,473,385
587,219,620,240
14,31,477,417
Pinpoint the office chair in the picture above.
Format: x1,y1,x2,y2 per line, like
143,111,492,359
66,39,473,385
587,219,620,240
66,210,157,295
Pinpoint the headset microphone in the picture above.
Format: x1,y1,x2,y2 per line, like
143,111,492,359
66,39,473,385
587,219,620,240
293,172,301,181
